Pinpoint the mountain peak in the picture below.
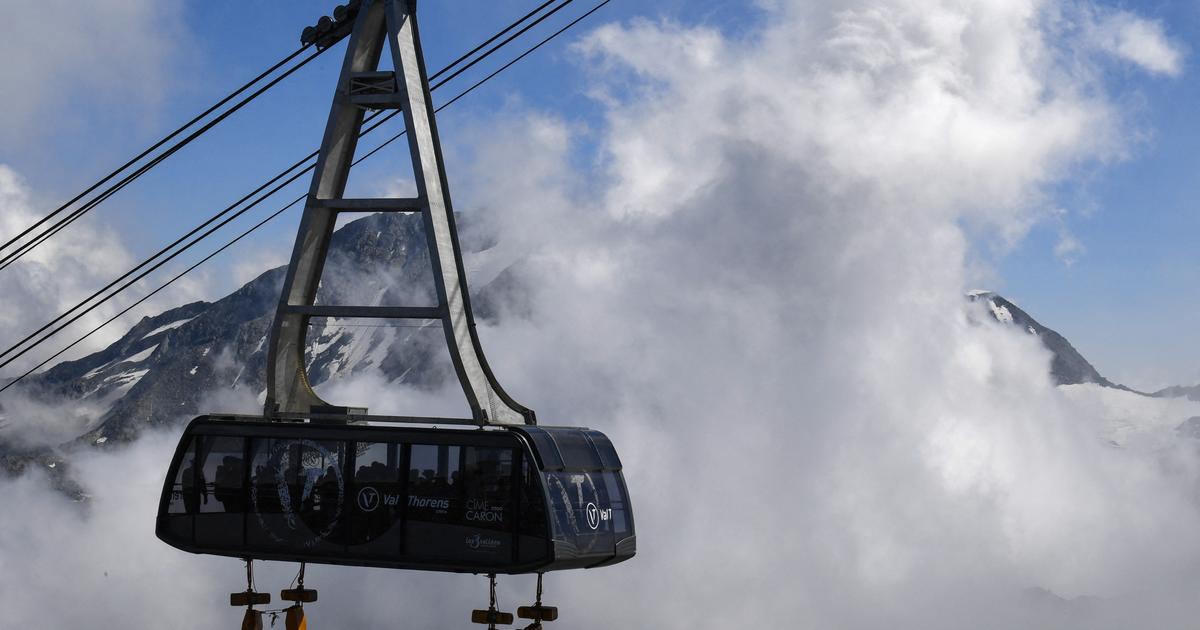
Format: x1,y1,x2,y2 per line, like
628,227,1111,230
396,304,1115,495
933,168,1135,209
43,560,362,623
968,290,1113,388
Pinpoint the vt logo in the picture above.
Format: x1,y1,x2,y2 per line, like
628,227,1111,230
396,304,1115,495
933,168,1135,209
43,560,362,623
358,487,380,512
585,502,612,530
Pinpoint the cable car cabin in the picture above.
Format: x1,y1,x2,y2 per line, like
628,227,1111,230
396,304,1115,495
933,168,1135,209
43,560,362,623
156,416,635,574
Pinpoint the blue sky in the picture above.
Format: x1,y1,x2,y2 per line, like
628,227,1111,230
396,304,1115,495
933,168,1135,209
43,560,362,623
0,0,1197,389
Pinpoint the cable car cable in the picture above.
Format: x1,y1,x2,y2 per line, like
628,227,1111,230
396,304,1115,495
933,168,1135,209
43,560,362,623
0,45,316,261
0,46,330,273
0,0,602,374
0,110,393,365
0,114,406,368
428,0,560,82
0,0,614,391
0,0,580,365
0,0,544,357
0,106,402,373
429,0,576,91
435,0,613,113
0,0,563,269
0,0,575,361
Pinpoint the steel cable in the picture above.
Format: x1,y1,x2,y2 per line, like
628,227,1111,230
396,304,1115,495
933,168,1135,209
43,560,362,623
0,46,330,272
0,45,317,261
0,0,613,391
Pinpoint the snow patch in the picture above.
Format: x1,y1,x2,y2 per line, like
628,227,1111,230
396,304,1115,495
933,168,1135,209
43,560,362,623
82,360,114,380
966,289,992,297
139,316,197,340
121,344,158,365
988,299,1013,324
83,344,158,380
105,368,149,395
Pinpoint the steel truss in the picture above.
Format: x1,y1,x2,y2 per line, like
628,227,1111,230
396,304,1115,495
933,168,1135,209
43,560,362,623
265,0,534,425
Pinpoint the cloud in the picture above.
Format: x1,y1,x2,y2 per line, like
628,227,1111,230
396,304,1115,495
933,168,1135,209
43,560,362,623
0,0,186,147
1087,9,1183,76
1,1,1197,629
0,166,139,368
0,165,210,379
1054,227,1084,266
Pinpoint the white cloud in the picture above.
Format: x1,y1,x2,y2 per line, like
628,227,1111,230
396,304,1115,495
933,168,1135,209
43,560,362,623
0,165,210,375
1088,9,1183,76
0,166,139,366
1054,227,1084,266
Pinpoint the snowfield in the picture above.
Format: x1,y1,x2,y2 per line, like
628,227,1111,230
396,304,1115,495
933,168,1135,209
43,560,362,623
1059,383,1200,450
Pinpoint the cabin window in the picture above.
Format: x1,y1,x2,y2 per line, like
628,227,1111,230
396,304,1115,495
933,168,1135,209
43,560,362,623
348,441,405,553
602,472,631,536
247,437,346,551
405,443,518,562
168,439,199,515
544,470,617,556
194,435,247,546
518,454,549,563
159,422,571,571
407,444,460,520
461,446,514,532
551,431,602,470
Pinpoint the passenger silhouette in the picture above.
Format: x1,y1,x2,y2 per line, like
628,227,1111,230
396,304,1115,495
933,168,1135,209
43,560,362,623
214,455,245,512
180,463,207,514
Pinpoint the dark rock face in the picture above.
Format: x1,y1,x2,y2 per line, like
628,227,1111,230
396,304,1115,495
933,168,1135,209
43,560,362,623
0,212,524,457
968,291,1113,387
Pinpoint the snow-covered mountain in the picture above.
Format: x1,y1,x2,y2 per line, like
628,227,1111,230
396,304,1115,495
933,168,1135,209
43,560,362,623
968,290,1200,449
968,290,1116,388
0,212,521,482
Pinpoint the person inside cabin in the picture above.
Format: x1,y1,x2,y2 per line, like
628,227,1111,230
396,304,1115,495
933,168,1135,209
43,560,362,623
181,463,207,514
214,456,245,512
315,465,340,520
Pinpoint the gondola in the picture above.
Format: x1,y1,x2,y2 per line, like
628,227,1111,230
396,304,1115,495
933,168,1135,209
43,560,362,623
157,415,635,573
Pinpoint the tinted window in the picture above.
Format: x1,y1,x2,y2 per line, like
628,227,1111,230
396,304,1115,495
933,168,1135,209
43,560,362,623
200,436,245,513
517,454,549,564
168,438,199,515
462,446,514,532
407,444,460,521
248,437,346,551
551,430,602,470
158,422,559,572
194,436,246,546
602,472,631,536
585,431,623,470
522,429,563,470
405,444,519,563
544,470,615,556
348,441,405,553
